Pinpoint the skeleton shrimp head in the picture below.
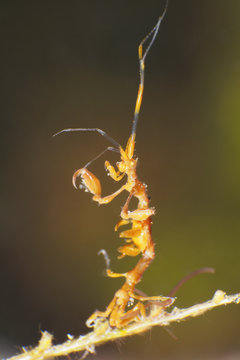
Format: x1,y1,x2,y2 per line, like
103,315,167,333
117,135,138,180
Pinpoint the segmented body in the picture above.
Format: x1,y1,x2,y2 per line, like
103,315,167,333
55,2,173,328
72,137,172,328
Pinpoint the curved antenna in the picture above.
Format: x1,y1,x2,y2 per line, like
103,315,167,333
83,146,118,169
167,267,215,297
134,267,215,304
131,0,168,139
53,128,120,149
53,128,120,170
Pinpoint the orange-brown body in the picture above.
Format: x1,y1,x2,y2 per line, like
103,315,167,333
57,5,172,328
73,136,173,327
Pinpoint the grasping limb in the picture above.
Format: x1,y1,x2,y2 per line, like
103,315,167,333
94,185,127,205
120,191,155,221
72,167,128,204
105,160,125,181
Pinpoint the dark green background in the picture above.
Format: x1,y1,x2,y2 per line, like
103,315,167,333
1,1,240,359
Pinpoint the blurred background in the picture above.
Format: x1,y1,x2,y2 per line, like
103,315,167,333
1,0,240,359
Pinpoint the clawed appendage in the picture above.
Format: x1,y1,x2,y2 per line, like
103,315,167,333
86,293,175,329
72,166,127,205
105,160,125,182
87,268,174,328
85,306,140,328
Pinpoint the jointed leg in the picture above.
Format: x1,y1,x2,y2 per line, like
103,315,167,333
94,184,127,204
117,243,141,259
86,296,117,328
115,219,131,231
130,292,173,302
105,160,125,181
106,269,127,278
120,192,155,221
117,302,146,326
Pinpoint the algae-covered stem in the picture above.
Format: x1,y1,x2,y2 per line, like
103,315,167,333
7,291,240,360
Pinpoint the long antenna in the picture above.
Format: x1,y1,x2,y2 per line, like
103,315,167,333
131,0,168,138
53,128,120,149
83,146,118,169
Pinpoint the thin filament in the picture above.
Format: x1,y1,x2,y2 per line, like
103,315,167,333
131,0,168,138
83,146,118,169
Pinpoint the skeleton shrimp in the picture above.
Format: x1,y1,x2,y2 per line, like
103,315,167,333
54,1,175,328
